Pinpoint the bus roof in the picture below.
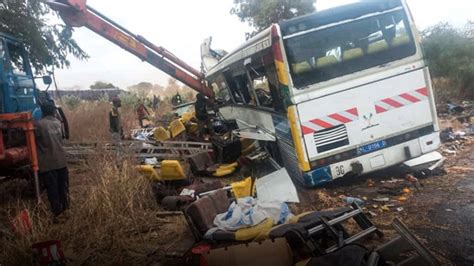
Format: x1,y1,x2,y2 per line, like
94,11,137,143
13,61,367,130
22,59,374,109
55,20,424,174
205,0,404,79
280,0,403,37
205,27,272,78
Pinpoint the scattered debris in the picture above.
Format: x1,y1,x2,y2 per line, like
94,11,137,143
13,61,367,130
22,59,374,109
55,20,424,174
398,196,407,202
340,196,365,206
255,168,299,203
373,197,390,202
32,240,66,266
10,209,32,235
381,178,404,184
368,211,378,217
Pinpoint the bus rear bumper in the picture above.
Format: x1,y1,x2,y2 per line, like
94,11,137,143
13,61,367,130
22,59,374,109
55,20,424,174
302,131,440,187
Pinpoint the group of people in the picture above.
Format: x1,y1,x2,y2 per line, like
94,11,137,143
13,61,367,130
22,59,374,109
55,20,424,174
109,95,162,139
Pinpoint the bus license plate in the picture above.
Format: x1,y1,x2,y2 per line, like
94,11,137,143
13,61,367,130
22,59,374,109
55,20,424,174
358,140,387,154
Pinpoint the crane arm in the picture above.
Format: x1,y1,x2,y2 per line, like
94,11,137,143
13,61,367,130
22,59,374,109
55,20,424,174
45,0,214,98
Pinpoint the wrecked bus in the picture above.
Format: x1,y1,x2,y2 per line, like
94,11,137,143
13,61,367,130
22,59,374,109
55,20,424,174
205,0,440,187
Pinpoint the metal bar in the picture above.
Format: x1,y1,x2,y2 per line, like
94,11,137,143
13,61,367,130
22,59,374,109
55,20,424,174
392,218,440,265
86,5,136,37
198,186,232,198
325,227,378,253
307,208,362,235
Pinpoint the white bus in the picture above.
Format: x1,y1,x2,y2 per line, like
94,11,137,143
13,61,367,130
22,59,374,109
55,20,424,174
205,0,440,187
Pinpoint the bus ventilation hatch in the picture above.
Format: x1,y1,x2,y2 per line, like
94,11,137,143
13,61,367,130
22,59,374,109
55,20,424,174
313,124,349,153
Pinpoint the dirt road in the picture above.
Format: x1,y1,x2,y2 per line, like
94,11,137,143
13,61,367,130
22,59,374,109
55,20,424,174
414,142,474,265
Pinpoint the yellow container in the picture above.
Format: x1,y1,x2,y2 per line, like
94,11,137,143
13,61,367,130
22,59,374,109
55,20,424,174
154,127,170,141
231,177,254,199
137,165,160,181
160,160,186,180
212,167,235,177
218,162,238,171
169,119,186,138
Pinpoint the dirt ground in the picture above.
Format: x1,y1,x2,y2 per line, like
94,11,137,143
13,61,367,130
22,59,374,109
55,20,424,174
296,137,473,265
1,120,473,265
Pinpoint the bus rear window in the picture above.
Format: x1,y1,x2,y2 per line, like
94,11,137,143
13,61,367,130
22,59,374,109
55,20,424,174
284,10,416,89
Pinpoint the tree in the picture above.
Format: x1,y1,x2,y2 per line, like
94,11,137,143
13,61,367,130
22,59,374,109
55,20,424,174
231,0,316,38
128,82,154,98
90,81,116,90
0,0,88,73
422,22,474,99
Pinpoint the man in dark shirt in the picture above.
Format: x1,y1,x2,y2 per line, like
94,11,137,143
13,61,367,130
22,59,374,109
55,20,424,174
109,96,123,140
195,93,210,137
35,101,69,219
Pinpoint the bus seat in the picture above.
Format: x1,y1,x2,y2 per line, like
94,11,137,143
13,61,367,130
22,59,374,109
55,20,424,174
154,126,170,141
292,61,312,74
342,48,363,61
367,40,389,54
391,34,410,47
169,119,186,138
315,55,337,68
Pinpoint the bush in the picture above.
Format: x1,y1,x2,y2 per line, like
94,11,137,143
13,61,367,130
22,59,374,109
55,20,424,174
119,91,141,108
62,95,82,109
422,22,474,100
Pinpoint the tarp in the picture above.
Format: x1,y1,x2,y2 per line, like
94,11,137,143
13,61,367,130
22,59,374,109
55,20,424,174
206,197,292,235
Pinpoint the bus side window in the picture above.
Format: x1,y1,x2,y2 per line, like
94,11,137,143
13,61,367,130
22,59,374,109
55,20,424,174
224,71,254,105
264,63,285,112
235,74,253,104
210,75,232,105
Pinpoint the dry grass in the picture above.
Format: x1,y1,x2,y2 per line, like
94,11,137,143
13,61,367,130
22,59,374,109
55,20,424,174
63,100,178,142
0,102,188,264
0,151,188,265
0,99,203,264
63,101,137,142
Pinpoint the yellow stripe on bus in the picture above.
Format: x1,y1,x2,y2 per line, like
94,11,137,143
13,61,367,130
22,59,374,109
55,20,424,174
275,60,289,86
287,106,310,172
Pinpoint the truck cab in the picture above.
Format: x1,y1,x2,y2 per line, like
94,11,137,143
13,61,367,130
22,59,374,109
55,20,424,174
0,33,42,119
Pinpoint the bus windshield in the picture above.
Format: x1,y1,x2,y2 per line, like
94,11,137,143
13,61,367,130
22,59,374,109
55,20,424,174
285,9,416,89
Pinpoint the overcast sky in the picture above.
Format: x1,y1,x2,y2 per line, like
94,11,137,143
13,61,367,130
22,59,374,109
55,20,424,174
51,0,473,90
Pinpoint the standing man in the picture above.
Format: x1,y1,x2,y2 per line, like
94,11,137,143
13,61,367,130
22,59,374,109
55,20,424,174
195,93,210,137
109,96,123,141
136,100,151,128
152,94,160,111
35,100,69,221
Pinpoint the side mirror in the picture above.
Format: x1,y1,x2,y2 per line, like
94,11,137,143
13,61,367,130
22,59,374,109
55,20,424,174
42,76,52,85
